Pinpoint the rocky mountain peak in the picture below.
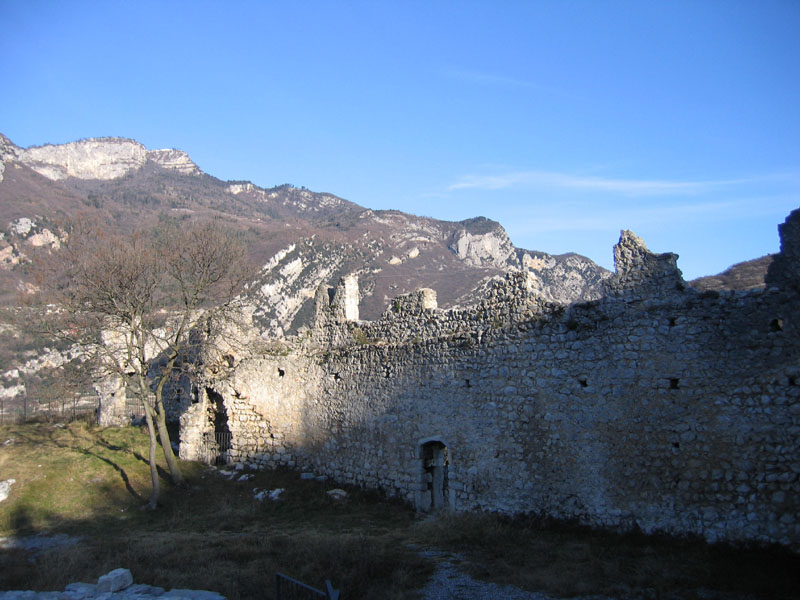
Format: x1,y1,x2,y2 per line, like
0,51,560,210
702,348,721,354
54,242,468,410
0,134,19,183
146,148,201,175
448,217,516,268
17,137,148,180
0,134,204,182
0,134,17,158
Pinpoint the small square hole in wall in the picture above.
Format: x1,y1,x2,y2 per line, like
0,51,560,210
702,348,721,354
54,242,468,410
770,318,784,332
669,378,680,390
278,368,285,377
465,379,472,388
789,376,797,387
578,378,588,388
668,317,676,327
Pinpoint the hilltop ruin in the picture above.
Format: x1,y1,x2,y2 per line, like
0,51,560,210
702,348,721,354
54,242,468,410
101,209,800,550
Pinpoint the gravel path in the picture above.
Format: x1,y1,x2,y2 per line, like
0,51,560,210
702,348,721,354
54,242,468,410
0,534,80,554
417,550,752,600
416,549,614,600
419,555,555,600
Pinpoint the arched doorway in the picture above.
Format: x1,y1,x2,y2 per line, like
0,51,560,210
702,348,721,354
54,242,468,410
417,438,450,512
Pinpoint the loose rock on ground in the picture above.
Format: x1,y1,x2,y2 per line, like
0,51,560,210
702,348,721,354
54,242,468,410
0,568,225,600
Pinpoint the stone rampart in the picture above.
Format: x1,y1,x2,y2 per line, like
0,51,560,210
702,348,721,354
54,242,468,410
179,210,800,550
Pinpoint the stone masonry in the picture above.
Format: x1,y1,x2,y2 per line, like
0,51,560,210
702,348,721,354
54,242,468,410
177,209,800,550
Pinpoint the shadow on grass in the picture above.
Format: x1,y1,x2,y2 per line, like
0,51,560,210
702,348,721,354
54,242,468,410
0,475,429,600
4,424,149,502
0,424,430,599
2,423,799,600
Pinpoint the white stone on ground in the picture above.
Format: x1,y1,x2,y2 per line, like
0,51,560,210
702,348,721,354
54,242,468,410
0,568,226,600
326,489,348,501
96,568,133,593
0,479,15,502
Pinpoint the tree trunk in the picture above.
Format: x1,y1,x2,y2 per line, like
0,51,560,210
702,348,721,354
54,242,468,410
155,402,184,486
142,401,160,510
154,355,184,486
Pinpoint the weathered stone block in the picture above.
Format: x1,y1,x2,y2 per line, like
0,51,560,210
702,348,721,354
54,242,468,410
96,568,133,593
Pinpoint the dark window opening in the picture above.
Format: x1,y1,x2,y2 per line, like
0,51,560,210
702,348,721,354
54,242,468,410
789,376,797,387
670,378,680,390
465,379,472,388
672,442,680,449
278,368,285,377
578,378,588,388
770,318,783,332
668,317,676,327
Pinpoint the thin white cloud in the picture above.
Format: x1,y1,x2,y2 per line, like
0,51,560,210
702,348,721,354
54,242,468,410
444,68,575,99
447,170,787,196
508,200,753,234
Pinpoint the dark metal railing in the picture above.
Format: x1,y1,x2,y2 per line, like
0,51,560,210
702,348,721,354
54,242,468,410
274,573,339,600
125,396,145,419
216,430,232,452
199,430,233,465
0,397,98,425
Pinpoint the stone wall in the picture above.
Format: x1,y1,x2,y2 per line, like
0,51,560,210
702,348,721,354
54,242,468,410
179,209,800,550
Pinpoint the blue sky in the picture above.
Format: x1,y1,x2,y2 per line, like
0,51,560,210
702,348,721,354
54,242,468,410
1,1,799,279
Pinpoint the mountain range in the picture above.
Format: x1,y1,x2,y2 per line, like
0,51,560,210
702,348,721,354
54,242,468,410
0,134,772,336
0,134,618,335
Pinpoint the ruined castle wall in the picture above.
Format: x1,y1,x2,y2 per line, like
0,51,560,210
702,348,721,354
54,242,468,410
183,210,800,549
192,283,798,548
321,288,796,545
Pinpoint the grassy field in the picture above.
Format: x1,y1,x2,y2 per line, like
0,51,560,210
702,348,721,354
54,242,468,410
1,422,798,599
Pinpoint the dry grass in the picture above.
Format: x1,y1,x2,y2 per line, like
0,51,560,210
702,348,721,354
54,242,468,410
416,512,800,599
0,422,429,599
1,422,799,599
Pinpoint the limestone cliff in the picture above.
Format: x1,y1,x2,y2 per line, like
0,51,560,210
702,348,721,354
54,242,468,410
448,217,516,268
18,138,148,180
0,134,19,183
0,136,204,181
146,148,201,175
0,216,63,272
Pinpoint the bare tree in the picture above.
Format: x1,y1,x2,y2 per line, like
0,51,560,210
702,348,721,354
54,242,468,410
39,219,252,509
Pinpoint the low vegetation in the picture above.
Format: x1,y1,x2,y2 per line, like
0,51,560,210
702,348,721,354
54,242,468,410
1,423,798,599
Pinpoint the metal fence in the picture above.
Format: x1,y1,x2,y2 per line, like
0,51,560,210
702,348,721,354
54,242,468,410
198,430,233,465
274,573,339,600
125,395,146,420
0,397,98,425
